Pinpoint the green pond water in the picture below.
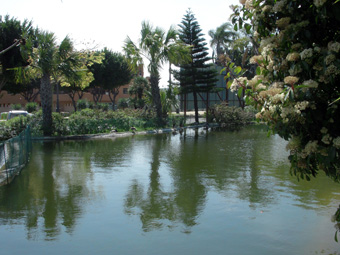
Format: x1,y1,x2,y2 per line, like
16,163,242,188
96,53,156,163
0,125,339,255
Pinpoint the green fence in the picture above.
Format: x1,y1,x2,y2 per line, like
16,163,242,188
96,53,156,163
0,126,32,185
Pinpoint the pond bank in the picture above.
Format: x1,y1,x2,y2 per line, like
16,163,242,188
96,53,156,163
31,123,221,141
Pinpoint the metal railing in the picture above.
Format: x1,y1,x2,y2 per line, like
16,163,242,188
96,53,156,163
0,126,32,185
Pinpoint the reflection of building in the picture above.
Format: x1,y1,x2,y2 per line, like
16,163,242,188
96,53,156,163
180,65,243,111
0,65,144,113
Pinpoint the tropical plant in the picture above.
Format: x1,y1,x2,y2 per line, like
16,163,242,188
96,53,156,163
208,22,238,65
124,21,190,123
19,30,82,135
128,76,149,109
117,98,130,109
0,15,32,90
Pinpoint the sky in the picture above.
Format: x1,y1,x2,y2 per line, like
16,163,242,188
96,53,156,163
2,0,240,87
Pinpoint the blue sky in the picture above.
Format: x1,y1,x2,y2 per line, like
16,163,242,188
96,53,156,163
2,0,239,86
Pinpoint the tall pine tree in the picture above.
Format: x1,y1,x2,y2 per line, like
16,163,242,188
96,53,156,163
175,9,218,123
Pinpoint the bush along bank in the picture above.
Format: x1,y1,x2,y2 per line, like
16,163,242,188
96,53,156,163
0,105,257,141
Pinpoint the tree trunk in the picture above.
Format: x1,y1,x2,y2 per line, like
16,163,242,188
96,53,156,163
150,75,163,122
68,91,77,112
193,91,199,123
206,91,209,124
40,73,53,136
108,88,119,111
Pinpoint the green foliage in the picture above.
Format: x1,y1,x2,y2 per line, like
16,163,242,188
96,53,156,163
229,0,340,183
97,103,109,111
76,99,88,110
89,48,133,106
128,76,149,109
11,103,22,110
25,102,38,113
175,9,218,122
208,22,238,64
124,21,191,120
0,15,32,88
210,103,254,126
117,98,130,109
0,115,28,140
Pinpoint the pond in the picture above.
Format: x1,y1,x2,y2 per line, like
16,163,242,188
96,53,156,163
0,125,339,255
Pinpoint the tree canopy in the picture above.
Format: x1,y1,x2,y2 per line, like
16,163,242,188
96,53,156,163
124,21,190,122
89,48,132,107
0,15,32,89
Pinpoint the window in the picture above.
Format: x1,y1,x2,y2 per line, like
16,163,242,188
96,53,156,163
123,88,128,94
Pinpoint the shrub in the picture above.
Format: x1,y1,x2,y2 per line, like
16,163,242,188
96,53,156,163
117,98,129,109
97,103,109,111
210,103,254,126
76,99,88,110
0,115,29,141
25,102,38,113
11,103,22,110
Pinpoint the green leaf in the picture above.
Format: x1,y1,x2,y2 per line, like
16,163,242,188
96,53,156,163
219,67,226,74
335,231,338,242
235,66,242,75
244,24,251,34
256,66,261,75
227,80,232,89
238,87,243,98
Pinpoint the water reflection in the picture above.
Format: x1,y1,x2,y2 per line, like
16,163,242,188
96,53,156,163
124,134,206,233
0,138,134,241
0,125,339,252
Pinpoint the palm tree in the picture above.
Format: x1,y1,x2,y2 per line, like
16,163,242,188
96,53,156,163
24,31,80,135
208,22,238,65
124,21,190,122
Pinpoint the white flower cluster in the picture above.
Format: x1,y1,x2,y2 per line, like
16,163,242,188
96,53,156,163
230,77,248,92
239,0,340,173
284,76,299,85
300,48,313,60
300,140,318,158
313,0,327,8
273,0,287,13
302,80,318,88
271,93,285,104
276,17,291,29
245,0,254,10
333,137,340,149
328,41,340,53
294,101,309,114
286,52,300,61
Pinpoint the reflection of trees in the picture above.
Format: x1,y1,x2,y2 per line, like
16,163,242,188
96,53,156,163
124,135,206,232
0,138,133,240
173,126,277,209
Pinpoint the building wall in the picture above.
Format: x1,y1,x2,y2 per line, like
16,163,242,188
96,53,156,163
0,65,144,113
0,83,131,113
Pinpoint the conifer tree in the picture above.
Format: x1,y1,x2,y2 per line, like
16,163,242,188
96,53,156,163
175,9,218,123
